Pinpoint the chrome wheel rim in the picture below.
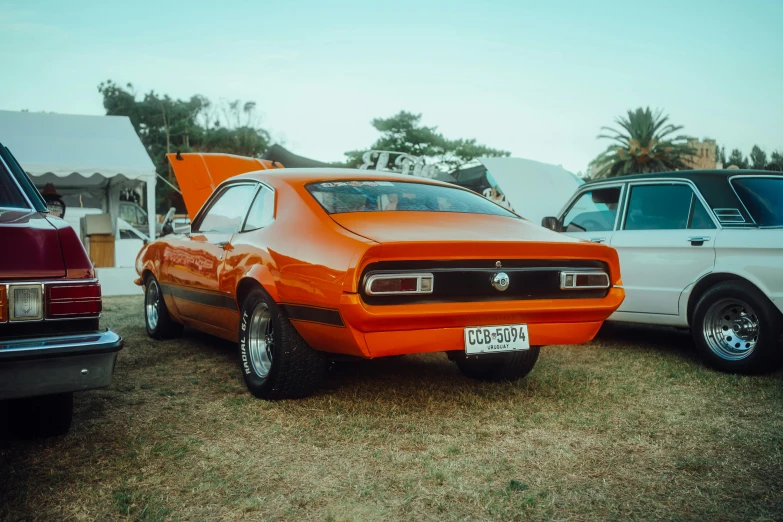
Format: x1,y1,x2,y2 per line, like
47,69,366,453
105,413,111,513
703,298,759,361
146,280,160,330
248,303,274,378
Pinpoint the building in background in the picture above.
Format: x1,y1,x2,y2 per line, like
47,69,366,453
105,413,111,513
684,138,717,170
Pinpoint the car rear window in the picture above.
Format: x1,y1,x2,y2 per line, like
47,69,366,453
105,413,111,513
0,165,28,209
306,180,517,217
731,177,783,227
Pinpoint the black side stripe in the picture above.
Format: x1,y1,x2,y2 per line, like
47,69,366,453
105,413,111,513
160,284,239,311
281,304,345,327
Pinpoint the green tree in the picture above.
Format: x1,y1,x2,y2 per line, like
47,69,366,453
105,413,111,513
749,145,768,170
98,81,270,212
589,107,696,178
726,148,748,169
715,144,727,166
345,111,509,171
769,151,783,171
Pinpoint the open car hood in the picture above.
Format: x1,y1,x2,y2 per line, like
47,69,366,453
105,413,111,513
167,153,281,219
477,157,583,223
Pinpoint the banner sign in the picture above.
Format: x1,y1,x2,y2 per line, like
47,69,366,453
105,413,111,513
358,150,515,212
358,150,440,179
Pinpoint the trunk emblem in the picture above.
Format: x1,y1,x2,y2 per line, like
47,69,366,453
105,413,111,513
492,272,510,291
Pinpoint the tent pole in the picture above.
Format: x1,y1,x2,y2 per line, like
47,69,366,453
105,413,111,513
147,176,156,240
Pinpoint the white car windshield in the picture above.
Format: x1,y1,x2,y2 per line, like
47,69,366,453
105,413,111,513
307,180,517,217
731,177,783,227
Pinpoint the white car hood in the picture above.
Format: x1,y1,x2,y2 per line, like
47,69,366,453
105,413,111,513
478,157,583,224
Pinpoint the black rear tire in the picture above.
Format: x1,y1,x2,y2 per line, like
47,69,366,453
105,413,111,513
691,280,782,373
450,347,541,381
4,393,73,438
144,274,183,340
239,289,327,399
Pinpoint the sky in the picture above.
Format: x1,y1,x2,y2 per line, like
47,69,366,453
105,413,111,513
1,0,781,174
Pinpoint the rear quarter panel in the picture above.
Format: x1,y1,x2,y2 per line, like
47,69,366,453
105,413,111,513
713,228,783,314
229,181,375,308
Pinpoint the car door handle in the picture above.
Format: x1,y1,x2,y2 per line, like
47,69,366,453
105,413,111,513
688,236,711,245
215,241,230,250
589,237,606,243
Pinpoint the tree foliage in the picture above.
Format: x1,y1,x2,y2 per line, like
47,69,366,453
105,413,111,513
726,148,749,169
770,151,783,171
344,111,509,171
98,81,271,212
589,107,696,178
749,145,768,170
715,144,727,165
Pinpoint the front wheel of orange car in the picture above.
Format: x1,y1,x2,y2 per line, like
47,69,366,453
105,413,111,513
449,348,541,381
239,289,327,400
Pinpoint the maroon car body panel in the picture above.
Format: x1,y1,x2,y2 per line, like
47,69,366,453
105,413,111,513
44,215,96,279
0,209,66,280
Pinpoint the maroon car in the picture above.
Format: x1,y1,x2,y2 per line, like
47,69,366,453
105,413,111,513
0,142,123,437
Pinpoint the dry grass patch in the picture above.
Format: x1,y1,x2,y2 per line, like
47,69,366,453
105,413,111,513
2,296,782,521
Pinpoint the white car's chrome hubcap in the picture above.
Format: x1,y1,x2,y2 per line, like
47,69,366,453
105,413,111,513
703,298,759,361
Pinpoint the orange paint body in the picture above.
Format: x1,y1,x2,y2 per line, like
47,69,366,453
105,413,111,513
137,154,624,358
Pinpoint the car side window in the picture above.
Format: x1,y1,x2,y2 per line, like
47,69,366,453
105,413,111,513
242,186,275,231
562,187,621,232
136,207,148,226
688,196,717,229
624,184,708,231
120,204,136,224
195,184,258,234
0,167,28,208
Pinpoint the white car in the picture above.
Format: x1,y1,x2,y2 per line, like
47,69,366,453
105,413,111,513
542,170,783,373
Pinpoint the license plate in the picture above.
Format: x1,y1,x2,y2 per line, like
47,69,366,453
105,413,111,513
464,324,529,354
11,285,42,321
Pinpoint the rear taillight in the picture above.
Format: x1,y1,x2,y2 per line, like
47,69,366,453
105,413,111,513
559,271,610,290
366,273,434,295
46,283,102,318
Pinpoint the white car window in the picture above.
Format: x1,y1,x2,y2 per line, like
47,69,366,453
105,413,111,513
120,204,137,224
562,187,621,232
624,184,715,230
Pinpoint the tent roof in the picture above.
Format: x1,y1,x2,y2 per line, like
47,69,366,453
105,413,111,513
0,110,156,183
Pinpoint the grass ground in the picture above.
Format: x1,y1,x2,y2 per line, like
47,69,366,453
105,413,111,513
1,295,782,521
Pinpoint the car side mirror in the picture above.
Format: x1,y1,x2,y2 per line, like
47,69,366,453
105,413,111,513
541,216,562,232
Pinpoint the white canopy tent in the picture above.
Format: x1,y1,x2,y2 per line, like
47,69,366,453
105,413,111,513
0,110,157,241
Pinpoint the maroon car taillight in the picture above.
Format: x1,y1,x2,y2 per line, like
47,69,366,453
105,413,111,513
46,283,102,318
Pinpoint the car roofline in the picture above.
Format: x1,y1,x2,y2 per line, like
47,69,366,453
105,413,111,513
582,169,776,186
231,168,460,189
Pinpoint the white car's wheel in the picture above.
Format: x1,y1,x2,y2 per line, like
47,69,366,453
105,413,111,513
692,280,782,373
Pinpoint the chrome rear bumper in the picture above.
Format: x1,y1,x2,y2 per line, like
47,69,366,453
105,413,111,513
0,330,123,400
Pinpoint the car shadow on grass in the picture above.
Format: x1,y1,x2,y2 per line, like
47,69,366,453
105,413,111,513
595,321,699,358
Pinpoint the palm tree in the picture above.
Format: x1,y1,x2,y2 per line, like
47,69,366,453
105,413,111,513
589,107,696,178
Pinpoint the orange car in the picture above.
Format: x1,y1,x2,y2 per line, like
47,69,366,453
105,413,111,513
135,153,624,399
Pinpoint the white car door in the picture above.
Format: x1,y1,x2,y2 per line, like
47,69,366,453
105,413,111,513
559,184,624,245
609,181,718,315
